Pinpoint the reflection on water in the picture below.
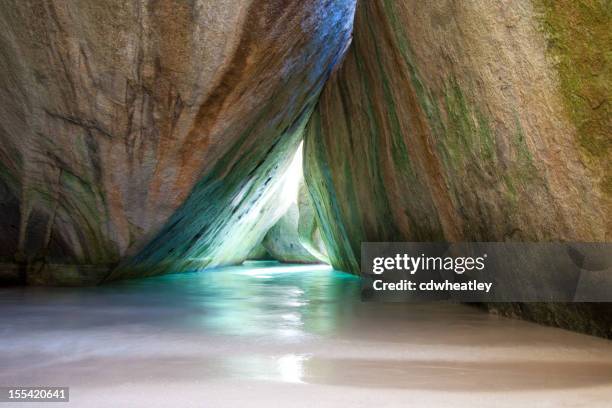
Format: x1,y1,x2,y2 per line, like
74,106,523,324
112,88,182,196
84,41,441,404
0,261,362,389
101,261,360,338
1,261,612,407
0,261,359,337
183,261,360,337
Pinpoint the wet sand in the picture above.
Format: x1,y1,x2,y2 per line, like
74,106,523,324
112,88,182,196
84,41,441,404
1,262,611,407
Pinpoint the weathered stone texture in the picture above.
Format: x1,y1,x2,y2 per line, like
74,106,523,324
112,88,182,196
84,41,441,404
262,203,321,264
303,0,610,336
305,0,610,273
0,0,356,283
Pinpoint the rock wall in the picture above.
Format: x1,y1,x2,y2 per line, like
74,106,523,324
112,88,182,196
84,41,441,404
261,184,329,264
296,182,329,263
246,242,272,261
303,0,610,336
260,148,328,265
262,203,321,264
0,0,356,284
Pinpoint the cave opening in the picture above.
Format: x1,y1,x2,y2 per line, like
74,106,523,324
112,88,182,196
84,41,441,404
243,140,331,268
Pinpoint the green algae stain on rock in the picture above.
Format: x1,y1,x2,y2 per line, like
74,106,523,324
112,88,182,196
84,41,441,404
304,0,611,276
535,0,612,195
302,0,610,337
437,79,498,172
0,0,358,284
304,109,360,274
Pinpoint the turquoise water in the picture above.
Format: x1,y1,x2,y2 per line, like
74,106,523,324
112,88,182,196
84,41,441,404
100,261,361,337
1,261,612,407
0,261,360,341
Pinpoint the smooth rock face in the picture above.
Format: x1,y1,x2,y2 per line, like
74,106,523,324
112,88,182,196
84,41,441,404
303,0,610,335
0,0,356,283
262,191,331,265
296,182,329,263
305,0,610,272
246,243,272,261
262,204,321,264
261,150,328,264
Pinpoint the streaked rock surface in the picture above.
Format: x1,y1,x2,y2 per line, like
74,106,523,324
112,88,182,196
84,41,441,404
0,0,356,283
263,203,321,264
261,154,329,264
303,0,610,335
296,182,329,263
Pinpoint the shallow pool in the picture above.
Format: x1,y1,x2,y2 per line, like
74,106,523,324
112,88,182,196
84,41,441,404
1,261,611,407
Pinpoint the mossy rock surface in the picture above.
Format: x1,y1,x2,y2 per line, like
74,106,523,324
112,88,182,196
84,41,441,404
304,0,610,337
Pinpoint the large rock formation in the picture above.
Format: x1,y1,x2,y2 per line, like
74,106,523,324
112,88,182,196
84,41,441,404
259,144,328,264
296,182,329,263
303,0,610,335
262,203,321,264
261,183,329,264
0,0,356,284
1,0,609,337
